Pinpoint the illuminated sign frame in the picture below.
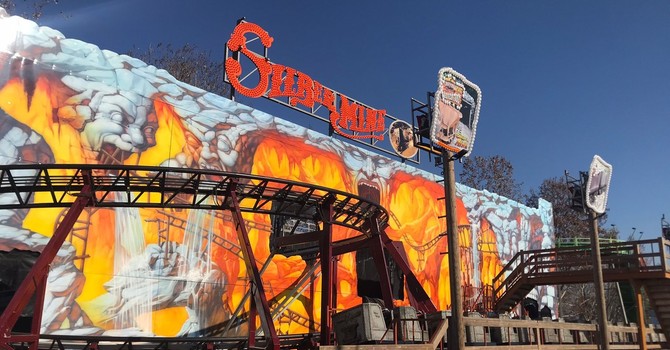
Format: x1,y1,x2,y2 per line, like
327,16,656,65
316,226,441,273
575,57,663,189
586,155,613,214
224,21,388,143
430,67,482,156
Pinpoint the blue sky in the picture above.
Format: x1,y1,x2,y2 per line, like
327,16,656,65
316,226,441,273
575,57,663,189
11,0,670,240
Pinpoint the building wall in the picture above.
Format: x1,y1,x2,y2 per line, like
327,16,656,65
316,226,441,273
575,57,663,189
0,9,554,337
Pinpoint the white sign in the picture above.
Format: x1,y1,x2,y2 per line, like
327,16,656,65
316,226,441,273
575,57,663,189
586,155,613,214
430,67,482,156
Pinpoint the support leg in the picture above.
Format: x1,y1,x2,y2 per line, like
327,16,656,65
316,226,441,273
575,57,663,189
380,229,437,314
0,179,91,350
248,288,257,348
319,196,334,346
28,273,47,350
331,257,338,311
368,221,394,310
226,181,279,350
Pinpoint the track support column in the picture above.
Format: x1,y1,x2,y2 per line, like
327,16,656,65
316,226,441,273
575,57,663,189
380,229,437,314
368,214,395,310
319,195,335,346
226,180,279,350
0,171,93,350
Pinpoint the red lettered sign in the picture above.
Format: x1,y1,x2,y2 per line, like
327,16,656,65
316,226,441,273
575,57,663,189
225,21,386,141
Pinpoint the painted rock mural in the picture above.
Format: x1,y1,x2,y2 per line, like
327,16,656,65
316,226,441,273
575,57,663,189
0,9,555,336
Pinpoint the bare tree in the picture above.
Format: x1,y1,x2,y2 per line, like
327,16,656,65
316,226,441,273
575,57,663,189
527,177,617,240
528,177,592,239
128,43,228,98
1,0,60,20
528,177,631,323
559,283,625,323
2,2,228,98
458,155,524,202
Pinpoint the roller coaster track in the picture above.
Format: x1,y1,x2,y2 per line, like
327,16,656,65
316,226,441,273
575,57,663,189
0,163,393,350
150,208,321,334
149,209,246,259
270,261,322,330
278,309,318,333
54,206,100,271
0,164,388,229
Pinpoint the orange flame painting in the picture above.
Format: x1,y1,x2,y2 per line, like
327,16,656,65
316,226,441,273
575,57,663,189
0,12,554,337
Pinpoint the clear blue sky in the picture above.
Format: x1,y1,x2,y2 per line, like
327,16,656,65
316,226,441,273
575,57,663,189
11,0,670,240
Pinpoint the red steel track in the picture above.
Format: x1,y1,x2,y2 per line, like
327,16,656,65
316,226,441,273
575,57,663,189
0,164,436,350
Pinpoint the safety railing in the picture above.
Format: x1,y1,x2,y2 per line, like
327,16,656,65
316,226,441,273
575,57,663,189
462,317,667,349
493,238,670,309
323,315,667,349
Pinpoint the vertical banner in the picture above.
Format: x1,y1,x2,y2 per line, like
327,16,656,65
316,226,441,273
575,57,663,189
431,67,482,155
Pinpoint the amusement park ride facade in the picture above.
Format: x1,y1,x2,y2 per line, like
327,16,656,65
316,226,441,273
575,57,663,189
0,10,561,350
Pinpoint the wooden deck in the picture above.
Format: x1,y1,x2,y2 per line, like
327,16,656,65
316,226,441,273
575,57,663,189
493,237,670,349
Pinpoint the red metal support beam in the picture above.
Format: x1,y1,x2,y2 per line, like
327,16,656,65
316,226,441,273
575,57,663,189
248,288,257,348
332,236,372,256
331,257,338,312
226,180,279,350
0,171,93,350
368,218,395,310
319,195,335,346
380,226,437,314
28,274,47,350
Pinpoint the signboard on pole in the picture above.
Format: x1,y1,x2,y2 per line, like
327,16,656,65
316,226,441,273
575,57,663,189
224,21,387,142
430,67,482,155
586,155,613,214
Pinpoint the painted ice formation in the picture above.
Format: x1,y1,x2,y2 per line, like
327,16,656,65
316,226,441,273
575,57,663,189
0,8,554,336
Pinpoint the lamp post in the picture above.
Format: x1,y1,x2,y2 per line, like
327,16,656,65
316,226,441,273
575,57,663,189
589,209,610,350
413,67,482,350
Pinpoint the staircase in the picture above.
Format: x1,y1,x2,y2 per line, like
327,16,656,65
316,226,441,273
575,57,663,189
494,277,534,314
642,278,670,343
493,238,670,341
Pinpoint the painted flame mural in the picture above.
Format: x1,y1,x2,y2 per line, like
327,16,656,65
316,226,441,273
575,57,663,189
0,9,554,337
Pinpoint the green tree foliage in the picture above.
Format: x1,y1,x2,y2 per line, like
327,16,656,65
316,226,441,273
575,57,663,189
458,155,523,202
128,43,228,98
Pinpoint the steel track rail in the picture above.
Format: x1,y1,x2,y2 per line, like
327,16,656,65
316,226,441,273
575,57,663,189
0,164,389,234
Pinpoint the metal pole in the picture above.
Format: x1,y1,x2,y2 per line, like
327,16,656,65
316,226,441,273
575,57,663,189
444,151,465,349
227,181,280,350
319,196,335,346
589,209,610,350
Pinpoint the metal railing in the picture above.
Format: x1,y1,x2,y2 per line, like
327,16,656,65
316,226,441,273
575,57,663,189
493,238,670,310
322,316,667,349
556,237,623,247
